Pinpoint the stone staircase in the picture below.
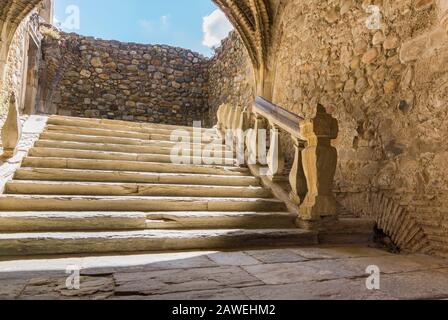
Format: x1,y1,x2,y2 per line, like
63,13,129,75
0,115,323,257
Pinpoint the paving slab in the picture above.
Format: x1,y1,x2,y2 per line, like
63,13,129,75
245,249,308,263
114,266,263,296
291,246,393,260
241,279,394,300
207,252,261,266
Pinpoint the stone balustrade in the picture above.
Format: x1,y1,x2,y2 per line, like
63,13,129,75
217,97,339,225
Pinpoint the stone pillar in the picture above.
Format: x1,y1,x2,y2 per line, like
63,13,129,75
299,105,339,223
1,93,22,158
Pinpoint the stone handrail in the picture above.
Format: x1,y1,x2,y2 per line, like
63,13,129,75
216,97,340,226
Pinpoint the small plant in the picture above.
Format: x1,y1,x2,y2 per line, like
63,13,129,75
40,25,61,40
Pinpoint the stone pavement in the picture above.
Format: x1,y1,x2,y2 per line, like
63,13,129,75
1,245,448,300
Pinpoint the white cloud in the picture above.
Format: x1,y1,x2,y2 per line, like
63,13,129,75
202,9,233,48
161,15,170,28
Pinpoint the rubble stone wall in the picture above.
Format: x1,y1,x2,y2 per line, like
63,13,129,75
207,1,448,257
207,31,255,127
41,32,209,126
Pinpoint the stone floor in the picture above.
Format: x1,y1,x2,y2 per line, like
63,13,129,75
1,245,448,300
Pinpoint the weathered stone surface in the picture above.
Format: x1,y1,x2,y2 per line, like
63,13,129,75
0,246,447,300
241,279,392,300
245,249,308,263
113,266,262,296
207,252,260,266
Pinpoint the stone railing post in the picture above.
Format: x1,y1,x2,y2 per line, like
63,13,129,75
1,93,22,159
299,105,339,222
289,137,307,204
252,114,268,166
266,123,285,180
216,104,228,137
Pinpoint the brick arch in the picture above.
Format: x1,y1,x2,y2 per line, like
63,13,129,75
338,192,433,254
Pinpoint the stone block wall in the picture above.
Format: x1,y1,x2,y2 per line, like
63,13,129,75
207,1,448,257
41,31,209,126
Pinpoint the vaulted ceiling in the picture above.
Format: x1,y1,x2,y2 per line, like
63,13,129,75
0,0,281,98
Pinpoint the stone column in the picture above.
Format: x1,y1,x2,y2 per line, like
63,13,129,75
299,105,339,222
1,93,22,158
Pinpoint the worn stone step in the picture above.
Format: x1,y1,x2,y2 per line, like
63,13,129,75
28,147,236,166
14,168,261,186
46,119,219,139
35,140,234,157
144,211,296,229
48,115,215,134
0,195,287,212
0,211,295,232
22,157,249,176
0,229,318,256
40,132,224,148
5,181,272,198
0,212,147,232
45,125,218,144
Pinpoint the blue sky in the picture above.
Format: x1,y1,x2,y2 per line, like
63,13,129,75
54,0,233,56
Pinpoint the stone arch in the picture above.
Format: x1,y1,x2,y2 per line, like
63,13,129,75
0,0,43,82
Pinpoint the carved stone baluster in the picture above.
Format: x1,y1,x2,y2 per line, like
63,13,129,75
266,123,285,180
289,136,307,204
299,105,339,222
216,104,226,136
251,114,267,166
1,93,21,159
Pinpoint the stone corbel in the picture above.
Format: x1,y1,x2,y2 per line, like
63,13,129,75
1,93,22,159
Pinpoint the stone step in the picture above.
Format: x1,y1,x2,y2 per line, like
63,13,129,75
46,119,219,139
45,125,218,144
14,168,261,186
22,157,249,176
0,195,287,212
0,211,295,232
48,115,215,134
0,212,147,232
40,132,224,148
0,229,318,256
35,140,234,157
5,181,272,198
28,147,237,166
144,211,296,229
